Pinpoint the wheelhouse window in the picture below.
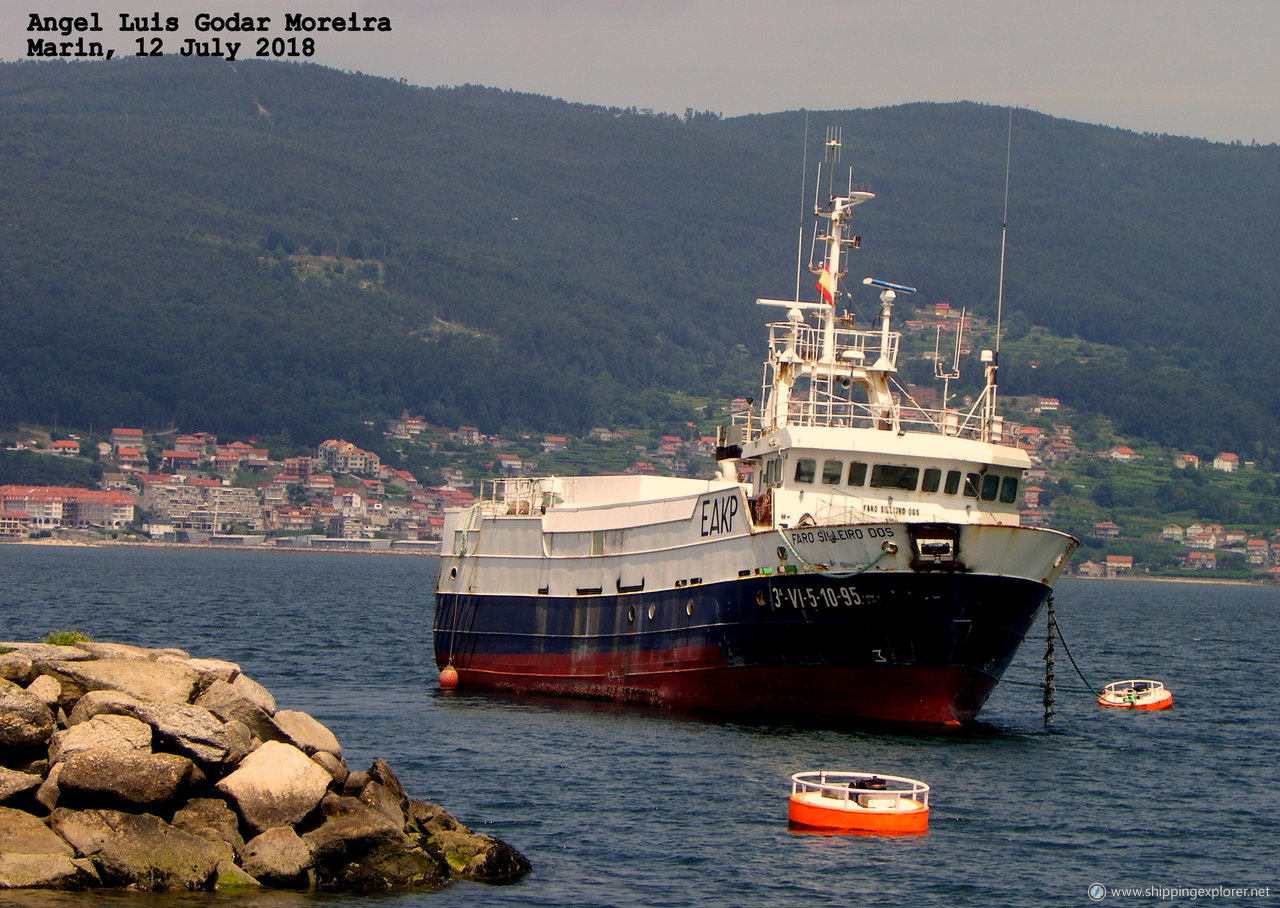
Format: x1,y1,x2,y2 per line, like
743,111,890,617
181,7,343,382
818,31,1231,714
1000,476,1020,504
794,458,816,483
944,470,962,495
963,473,981,498
870,465,920,491
847,462,868,486
922,468,942,493
981,473,1000,501
821,459,843,484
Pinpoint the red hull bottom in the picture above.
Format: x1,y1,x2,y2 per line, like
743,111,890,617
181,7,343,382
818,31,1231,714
439,656,998,726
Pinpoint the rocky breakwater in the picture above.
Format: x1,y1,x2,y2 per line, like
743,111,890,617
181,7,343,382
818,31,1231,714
0,639,530,892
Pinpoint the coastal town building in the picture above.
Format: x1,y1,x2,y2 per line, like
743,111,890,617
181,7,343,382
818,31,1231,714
1091,520,1123,539
0,510,30,539
1105,445,1140,461
1212,452,1240,472
316,440,381,475
0,485,136,529
1104,555,1134,576
110,427,144,452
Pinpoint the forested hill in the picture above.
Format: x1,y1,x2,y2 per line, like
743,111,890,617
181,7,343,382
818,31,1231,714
1,58,1276,457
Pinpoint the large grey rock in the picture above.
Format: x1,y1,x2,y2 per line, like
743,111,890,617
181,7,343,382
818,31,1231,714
403,800,531,884
231,673,276,713
171,797,245,856
368,758,409,806
0,852,100,889
195,680,285,745
48,713,152,763
0,651,35,684
303,794,446,892
212,858,262,891
117,701,233,764
24,673,62,708
274,709,341,757
0,767,43,805
90,812,222,891
0,643,92,665
186,657,242,686
34,762,62,813
66,694,234,765
48,807,132,856
321,836,447,891
40,659,200,704
72,641,189,662
0,805,74,856
241,826,313,888
350,760,410,825
57,748,193,809
302,793,406,863
311,750,348,786
66,689,143,726
421,829,532,884
221,718,254,766
0,808,98,890
406,799,470,836
0,679,56,748
359,780,409,826
216,741,331,834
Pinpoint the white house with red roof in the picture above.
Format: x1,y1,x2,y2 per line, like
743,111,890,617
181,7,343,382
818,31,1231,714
1213,452,1240,472
115,447,148,470
111,428,144,452
1091,520,1122,539
1105,445,1140,461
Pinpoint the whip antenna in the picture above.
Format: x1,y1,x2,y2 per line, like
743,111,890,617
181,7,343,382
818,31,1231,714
995,108,1012,353
794,111,810,301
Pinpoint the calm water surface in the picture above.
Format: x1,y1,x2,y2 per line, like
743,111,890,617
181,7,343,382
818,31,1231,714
1,545,1277,907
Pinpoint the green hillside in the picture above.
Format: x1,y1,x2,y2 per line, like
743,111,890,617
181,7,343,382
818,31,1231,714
1,58,1276,458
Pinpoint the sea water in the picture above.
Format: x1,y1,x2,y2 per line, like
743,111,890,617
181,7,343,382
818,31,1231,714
1,545,1277,907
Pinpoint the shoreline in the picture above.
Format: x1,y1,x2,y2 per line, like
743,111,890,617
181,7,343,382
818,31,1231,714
1067,573,1266,587
10,537,1274,583
5,536,439,557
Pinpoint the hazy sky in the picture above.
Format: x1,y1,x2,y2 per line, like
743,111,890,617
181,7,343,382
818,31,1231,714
8,0,1278,144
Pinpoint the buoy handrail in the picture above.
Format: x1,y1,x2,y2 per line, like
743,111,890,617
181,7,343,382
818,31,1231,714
1101,679,1165,692
790,770,930,808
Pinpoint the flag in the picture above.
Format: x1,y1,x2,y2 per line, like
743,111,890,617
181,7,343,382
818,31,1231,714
816,264,836,304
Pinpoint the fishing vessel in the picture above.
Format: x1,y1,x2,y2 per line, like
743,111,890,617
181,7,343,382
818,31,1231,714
434,129,1078,726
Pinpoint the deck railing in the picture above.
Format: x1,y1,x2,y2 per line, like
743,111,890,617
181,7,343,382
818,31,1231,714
790,771,930,809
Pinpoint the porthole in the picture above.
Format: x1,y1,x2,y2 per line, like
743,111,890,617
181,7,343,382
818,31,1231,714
776,546,788,562
755,591,767,607
449,567,457,579
686,600,695,616
647,603,657,620
627,605,636,623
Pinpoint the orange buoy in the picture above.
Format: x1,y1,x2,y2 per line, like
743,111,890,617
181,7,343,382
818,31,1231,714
438,665,460,690
788,771,930,835
1097,679,1172,710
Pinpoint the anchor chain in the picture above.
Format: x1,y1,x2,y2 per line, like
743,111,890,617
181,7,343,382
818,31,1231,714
1043,595,1057,726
